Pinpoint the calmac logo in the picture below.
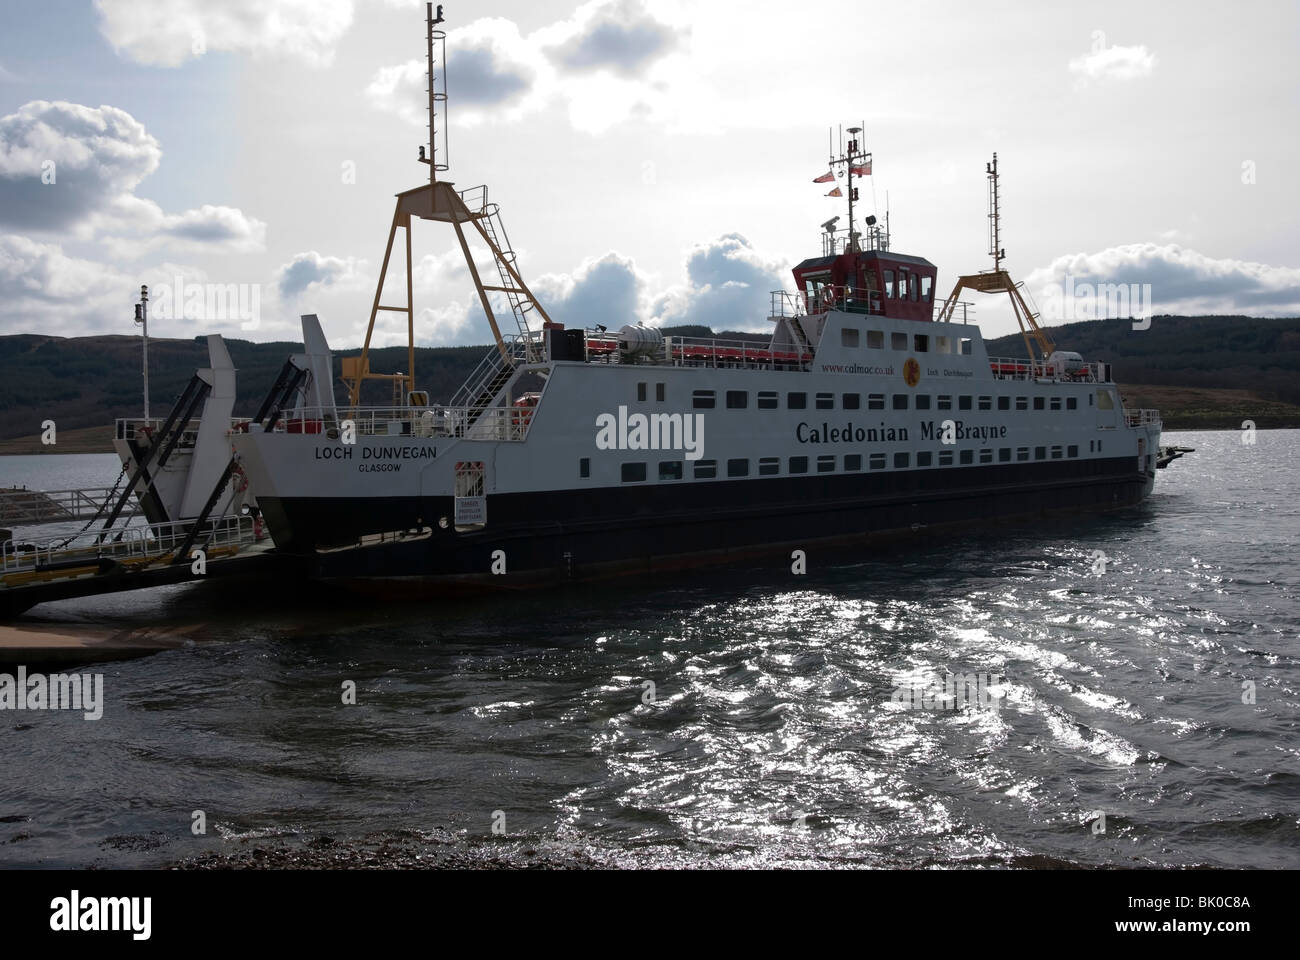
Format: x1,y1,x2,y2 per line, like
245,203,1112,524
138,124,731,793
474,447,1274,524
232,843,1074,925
903,357,921,387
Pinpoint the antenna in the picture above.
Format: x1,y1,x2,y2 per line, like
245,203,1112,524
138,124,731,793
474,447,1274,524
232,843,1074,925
420,3,449,186
826,122,870,253
987,151,1004,272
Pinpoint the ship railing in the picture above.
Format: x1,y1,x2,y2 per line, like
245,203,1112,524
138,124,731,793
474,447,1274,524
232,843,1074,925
663,336,811,371
934,300,977,324
986,357,1111,383
1125,408,1162,427
115,417,245,445
0,486,138,526
769,290,805,319
274,404,533,442
0,516,252,575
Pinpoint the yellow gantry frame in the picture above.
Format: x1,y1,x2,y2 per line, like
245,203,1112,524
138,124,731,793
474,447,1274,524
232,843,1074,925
936,270,1055,365
343,180,551,411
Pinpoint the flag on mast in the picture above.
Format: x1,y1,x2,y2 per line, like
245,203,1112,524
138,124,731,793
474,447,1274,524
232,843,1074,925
826,186,843,197
851,161,872,176
813,171,834,183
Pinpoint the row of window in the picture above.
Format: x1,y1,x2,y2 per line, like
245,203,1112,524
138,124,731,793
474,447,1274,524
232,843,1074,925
692,390,1082,412
841,329,972,354
582,444,1086,483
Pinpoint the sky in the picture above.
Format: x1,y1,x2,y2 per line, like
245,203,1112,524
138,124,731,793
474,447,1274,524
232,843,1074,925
0,0,1297,353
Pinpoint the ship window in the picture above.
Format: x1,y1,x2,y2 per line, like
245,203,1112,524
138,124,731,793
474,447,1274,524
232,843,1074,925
637,382,647,402
868,394,885,410
815,393,834,410
894,452,910,468
727,458,749,477
917,451,933,467
938,451,953,466
1089,394,1094,406
921,276,933,301
1050,397,1062,411
579,457,590,478
1051,446,1063,460
999,448,1011,462
1067,396,1077,410
916,395,931,410
758,391,778,409
909,273,919,302
1098,440,1102,451
817,455,836,473
694,459,717,479
978,396,992,411
960,450,974,465
841,327,860,348
979,449,993,464
884,270,895,298
844,454,862,471
1016,396,1028,411
1067,445,1079,458
659,460,683,481
959,396,972,410
1017,447,1029,462
726,390,747,409
869,453,887,470
789,456,808,474
843,393,861,410
1097,390,1115,410
1034,447,1046,460
891,332,908,350
936,335,951,354
656,383,666,402
788,392,807,409
692,390,715,409
998,396,1010,411
893,394,908,410
759,457,780,476
622,462,647,483
866,330,884,349
914,334,929,352
937,395,952,410
959,338,973,356
1034,397,1045,410
1089,440,1094,452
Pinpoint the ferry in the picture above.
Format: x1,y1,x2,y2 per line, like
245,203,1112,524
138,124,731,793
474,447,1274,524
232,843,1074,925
229,5,1163,587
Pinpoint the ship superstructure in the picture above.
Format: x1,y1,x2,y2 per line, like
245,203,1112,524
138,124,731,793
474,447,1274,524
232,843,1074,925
228,6,1163,586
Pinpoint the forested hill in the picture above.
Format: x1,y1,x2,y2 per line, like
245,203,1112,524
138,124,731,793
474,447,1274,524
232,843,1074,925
0,314,1297,449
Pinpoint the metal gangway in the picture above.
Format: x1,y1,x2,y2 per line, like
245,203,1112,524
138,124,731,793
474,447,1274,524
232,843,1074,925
0,486,140,527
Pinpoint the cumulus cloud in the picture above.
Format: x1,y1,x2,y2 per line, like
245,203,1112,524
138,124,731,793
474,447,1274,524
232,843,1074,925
532,251,646,329
276,251,368,300
94,0,354,68
1026,243,1300,319
368,18,543,127
368,1,686,133
1069,42,1156,84
544,0,683,77
0,100,266,253
651,233,789,332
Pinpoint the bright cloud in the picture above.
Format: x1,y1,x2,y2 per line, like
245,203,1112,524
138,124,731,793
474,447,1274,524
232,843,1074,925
1027,243,1300,318
1069,43,1156,83
0,100,265,254
94,0,354,68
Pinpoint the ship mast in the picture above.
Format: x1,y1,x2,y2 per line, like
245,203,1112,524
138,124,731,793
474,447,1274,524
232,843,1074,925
344,4,551,412
826,124,871,253
936,152,1055,364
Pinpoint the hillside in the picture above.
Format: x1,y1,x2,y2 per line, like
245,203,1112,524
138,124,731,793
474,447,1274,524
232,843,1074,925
0,315,1296,453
